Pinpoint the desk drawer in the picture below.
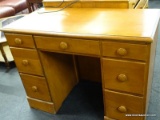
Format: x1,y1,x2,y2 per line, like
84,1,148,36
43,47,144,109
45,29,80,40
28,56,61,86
5,33,35,48
102,41,149,61
10,48,44,76
20,74,51,101
102,58,146,95
34,36,100,56
104,89,144,120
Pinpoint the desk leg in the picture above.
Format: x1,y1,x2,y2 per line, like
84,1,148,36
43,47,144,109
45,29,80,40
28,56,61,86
0,44,10,70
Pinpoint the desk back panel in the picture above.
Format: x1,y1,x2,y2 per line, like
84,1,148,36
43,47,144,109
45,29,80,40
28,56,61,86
76,56,102,82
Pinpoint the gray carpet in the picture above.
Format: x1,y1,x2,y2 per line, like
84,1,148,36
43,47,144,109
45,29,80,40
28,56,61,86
1,1,160,120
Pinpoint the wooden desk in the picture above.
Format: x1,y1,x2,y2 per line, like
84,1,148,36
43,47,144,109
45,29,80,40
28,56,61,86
1,8,160,120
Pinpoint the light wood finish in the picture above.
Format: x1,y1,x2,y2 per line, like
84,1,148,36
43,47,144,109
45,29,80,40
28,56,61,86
39,51,77,111
76,56,101,82
20,73,52,101
102,41,149,61
104,116,117,120
5,33,35,48
2,8,159,42
27,97,55,114
143,0,148,9
135,0,147,9
1,8,160,120
117,105,127,113
35,36,100,56
42,0,141,9
10,48,44,76
37,36,102,82
129,0,139,8
104,89,144,120
102,58,146,95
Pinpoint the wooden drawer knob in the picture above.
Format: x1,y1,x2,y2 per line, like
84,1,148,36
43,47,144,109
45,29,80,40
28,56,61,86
117,106,127,113
117,74,127,82
60,42,68,50
22,60,29,66
15,38,22,45
117,48,127,56
32,86,38,92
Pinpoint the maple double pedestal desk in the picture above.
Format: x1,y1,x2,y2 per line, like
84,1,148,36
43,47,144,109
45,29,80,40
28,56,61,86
1,8,160,120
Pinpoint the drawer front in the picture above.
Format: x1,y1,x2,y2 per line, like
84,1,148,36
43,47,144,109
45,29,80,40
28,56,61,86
10,48,44,76
21,74,52,101
129,0,139,8
102,41,149,61
27,97,55,114
135,0,147,9
104,89,144,120
5,33,35,48
35,36,100,56
102,58,146,95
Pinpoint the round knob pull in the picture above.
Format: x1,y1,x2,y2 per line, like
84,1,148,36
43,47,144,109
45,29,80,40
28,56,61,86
32,86,38,92
117,106,127,113
60,42,68,50
15,38,22,45
117,74,127,82
117,48,127,56
22,60,29,66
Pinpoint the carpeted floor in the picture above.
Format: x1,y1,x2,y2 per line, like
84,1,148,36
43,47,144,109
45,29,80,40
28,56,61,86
0,1,160,120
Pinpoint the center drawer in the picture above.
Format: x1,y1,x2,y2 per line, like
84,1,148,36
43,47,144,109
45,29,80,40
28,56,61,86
34,36,100,56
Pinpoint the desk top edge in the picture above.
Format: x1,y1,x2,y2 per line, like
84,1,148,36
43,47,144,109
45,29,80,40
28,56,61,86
1,8,160,43
0,28,153,43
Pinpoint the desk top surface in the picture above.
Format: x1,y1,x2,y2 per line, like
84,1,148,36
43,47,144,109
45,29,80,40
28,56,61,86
1,8,160,42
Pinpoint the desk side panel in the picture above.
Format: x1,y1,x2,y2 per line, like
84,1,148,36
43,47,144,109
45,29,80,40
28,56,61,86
39,51,77,111
145,26,159,115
